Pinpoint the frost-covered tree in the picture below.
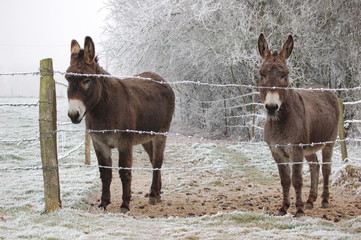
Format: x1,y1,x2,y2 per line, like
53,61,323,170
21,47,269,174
103,0,361,139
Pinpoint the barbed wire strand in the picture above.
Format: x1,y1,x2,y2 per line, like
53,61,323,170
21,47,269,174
58,141,84,160
1,159,360,172
54,128,361,148
54,70,361,92
0,71,40,77
343,100,361,105
0,137,357,173
183,92,260,104
55,80,68,87
4,126,353,148
8,126,353,151
0,102,39,107
224,114,265,119
52,79,361,106
57,122,73,126
0,137,38,144
344,120,361,124
2,70,361,93
182,102,264,111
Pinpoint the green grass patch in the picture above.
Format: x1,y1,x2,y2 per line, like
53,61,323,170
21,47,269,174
226,213,267,224
0,154,25,161
218,147,275,184
212,180,224,186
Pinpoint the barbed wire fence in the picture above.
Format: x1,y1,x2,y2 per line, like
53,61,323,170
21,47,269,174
1,69,361,167
1,63,361,211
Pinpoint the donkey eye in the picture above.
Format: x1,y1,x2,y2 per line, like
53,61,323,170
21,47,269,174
82,78,91,85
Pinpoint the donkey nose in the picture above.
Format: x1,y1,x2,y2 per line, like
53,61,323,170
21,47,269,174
68,111,81,124
265,104,279,115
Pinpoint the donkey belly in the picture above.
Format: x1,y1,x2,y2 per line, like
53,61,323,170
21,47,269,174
131,100,173,146
303,145,325,157
131,118,169,145
132,134,156,145
91,130,161,149
91,133,120,149
301,87,339,144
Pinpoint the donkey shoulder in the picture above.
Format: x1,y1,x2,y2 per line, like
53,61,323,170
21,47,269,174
300,85,338,106
119,72,175,112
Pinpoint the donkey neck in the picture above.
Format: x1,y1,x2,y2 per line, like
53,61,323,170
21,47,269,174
97,76,126,106
86,76,128,131
94,64,124,104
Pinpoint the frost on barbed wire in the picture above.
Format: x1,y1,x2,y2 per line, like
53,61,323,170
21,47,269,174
103,0,361,138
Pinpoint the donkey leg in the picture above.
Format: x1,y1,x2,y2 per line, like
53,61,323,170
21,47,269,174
305,154,320,210
321,144,334,208
149,136,166,205
142,142,153,162
142,141,159,204
93,142,112,210
118,146,133,213
272,151,291,215
277,165,291,215
292,150,305,217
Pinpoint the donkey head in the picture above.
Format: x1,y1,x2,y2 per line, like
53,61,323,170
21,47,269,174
66,37,102,124
257,33,294,120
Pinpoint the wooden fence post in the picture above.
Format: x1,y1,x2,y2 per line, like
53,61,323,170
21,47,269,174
338,99,348,162
85,121,91,165
223,99,228,136
39,58,61,211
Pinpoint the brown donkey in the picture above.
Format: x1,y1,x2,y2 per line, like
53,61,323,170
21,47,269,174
66,37,175,213
257,33,339,217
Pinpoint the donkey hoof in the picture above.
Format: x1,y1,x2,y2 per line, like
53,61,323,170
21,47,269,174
98,204,107,211
120,207,130,214
294,209,306,218
305,201,314,210
148,196,161,205
321,200,329,208
277,209,288,216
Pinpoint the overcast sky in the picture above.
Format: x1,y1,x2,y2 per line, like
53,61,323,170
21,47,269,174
0,0,107,97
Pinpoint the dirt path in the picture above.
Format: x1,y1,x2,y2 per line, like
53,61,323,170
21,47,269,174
87,137,361,222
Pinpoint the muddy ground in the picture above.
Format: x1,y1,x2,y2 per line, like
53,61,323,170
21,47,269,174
87,137,361,222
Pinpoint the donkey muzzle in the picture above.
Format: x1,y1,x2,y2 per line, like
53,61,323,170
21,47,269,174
264,92,281,115
68,99,86,124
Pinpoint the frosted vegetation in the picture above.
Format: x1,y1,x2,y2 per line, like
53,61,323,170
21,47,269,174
103,0,361,138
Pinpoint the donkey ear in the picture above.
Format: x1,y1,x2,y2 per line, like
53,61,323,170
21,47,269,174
71,40,81,55
280,35,294,60
258,33,270,59
84,36,96,64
